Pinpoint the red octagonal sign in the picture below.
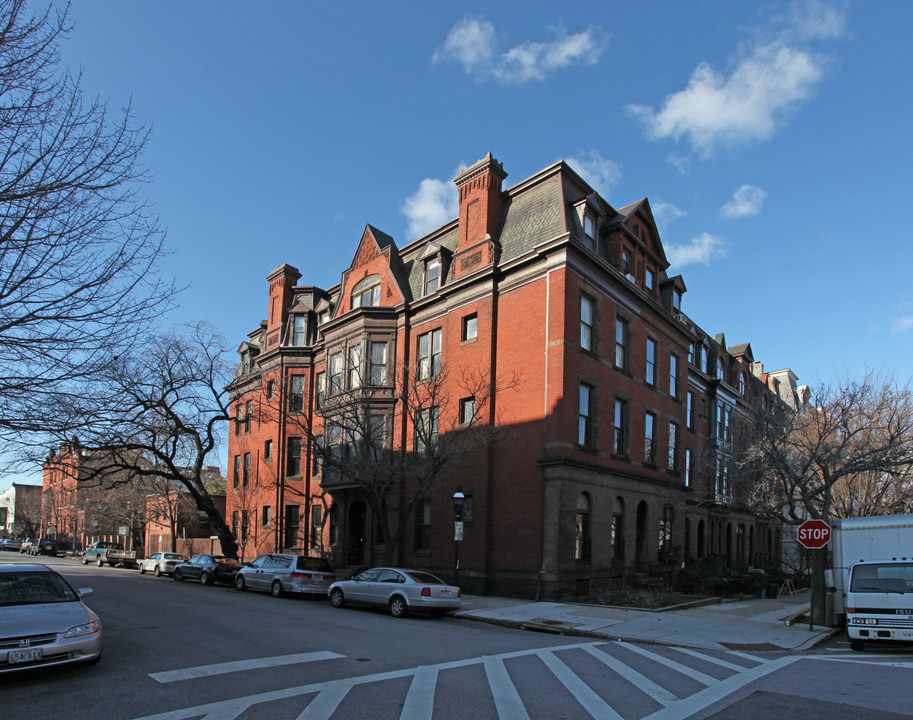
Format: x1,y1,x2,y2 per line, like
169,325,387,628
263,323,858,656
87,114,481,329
797,519,831,549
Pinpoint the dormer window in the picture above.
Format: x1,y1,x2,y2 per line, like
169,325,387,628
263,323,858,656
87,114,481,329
424,258,441,296
352,276,380,309
291,315,306,346
672,290,682,311
622,250,633,276
717,357,726,382
739,373,747,396
318,310,330,325
583,214,596,249
645,268,654,293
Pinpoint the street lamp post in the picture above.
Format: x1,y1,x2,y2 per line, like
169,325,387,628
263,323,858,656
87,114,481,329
453,489,465,588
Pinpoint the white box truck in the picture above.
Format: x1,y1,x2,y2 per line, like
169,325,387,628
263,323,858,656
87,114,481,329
828,514,913,651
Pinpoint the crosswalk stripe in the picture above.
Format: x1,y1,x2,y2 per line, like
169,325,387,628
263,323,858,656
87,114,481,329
618,642,719,687
582,645,678,706
484,656,530,720
673,647,758,672
149,651,345,684
296,684,350,720
537,650,623,719
400,666,439,720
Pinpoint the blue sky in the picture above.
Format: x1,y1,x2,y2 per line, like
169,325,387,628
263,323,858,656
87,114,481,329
6,0,912,488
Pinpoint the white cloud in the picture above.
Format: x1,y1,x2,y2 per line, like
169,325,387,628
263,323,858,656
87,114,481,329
891,316,913,334
651,199,686,229
787,0,848,40
431,17,496,74
627,0,846,158
629,43,824,157
721,184,768,218
433,17,606,84
565,150,621,196
664,232,727,268
401,178,459,240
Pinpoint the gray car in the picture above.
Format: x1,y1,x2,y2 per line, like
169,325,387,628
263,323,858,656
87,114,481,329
234,554,334,597
0,564,102,672
328,567,461,617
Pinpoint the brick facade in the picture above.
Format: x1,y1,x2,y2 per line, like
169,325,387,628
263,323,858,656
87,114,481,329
226,153,802,599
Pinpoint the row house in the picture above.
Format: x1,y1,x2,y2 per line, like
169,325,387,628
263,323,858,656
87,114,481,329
0,482,42,539
226,153,803,599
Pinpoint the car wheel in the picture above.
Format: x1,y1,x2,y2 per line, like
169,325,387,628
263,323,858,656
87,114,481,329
81,556,89,565
235,575,246,591
329,588,346,608
173,569,184,581
154,566,162,577
139,565,146,574
271,580,284,598
850,638,865,652
389,596,408,618
96,558,104,567
200,571,212,586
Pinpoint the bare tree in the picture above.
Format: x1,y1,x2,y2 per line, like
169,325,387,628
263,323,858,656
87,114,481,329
0,0,174,445
738,371,913,621
11,487,41,538
46,325,238,557
272,357,517,565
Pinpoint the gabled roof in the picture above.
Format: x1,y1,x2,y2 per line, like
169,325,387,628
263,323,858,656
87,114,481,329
337,225,409,314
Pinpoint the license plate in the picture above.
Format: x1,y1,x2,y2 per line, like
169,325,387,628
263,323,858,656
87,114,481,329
902,630,913,639
440,590,451,597
8,648,43,664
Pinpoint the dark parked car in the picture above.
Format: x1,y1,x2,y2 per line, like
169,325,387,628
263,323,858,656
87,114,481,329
0,564,102,672
172,555,243,585
29,539,58,557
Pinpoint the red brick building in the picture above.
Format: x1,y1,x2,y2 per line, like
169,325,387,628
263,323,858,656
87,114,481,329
226,153,803,598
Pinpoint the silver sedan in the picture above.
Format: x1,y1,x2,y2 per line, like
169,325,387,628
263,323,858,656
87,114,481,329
328,567,461,617
138,552,187,577
0,564,102,673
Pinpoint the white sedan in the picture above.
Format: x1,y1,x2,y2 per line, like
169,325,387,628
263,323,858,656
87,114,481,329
138,552,187,577
328,567,461,617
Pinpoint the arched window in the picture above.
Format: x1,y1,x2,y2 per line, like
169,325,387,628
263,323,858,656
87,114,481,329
352,276,380,309
612,497,625,562
658,504,674,560
575,493,591,561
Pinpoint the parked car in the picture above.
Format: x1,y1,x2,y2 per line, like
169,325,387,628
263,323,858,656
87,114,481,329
234,554,334,597
172,555,243,585
138,552,187,577
18,538,36,554
0,539,20,552
81,541,137,568
0,563,102,672
328,567,461,618
28,539,58,557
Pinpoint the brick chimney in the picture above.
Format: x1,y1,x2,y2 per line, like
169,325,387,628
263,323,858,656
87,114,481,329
265,264,301,345
450,153,507,279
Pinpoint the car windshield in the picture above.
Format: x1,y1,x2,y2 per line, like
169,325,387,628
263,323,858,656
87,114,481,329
0,571,79,606
404,571,445,585
850,563,913,593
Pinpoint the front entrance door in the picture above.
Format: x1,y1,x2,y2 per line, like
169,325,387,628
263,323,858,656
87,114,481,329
348,502,366,565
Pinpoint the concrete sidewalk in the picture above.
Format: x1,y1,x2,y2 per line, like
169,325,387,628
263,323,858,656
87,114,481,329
456,588,838,652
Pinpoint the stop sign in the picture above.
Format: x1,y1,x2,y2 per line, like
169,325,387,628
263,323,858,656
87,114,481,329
797,519,831,549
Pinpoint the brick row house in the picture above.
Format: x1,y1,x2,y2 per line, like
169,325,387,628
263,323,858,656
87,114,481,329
42,438,228,555
226,153,803,599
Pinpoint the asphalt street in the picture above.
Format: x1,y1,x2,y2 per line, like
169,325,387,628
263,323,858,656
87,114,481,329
2,554,912,719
